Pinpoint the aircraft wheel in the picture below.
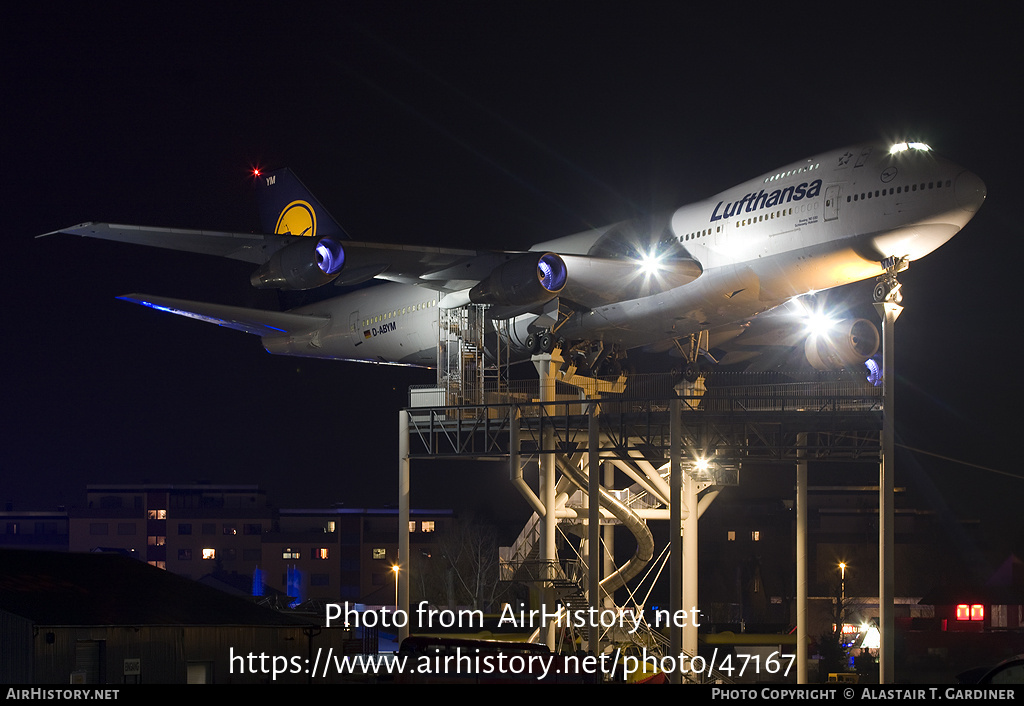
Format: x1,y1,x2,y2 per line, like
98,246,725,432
526,333,539,355
683,361,701,382
872,281,890,303
539,332,555,354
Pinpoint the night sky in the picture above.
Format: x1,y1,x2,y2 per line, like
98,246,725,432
3,5,1021,551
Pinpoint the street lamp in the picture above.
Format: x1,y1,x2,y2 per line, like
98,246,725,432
838,562,847,602
392,564,400,610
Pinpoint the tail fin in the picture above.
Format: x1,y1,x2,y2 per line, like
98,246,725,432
253,168,348,238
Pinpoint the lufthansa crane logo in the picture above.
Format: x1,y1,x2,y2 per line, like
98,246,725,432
275,200,317,237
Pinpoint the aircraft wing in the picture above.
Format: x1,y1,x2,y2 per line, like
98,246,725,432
117,294,328,337
701,299,881,374
42,222,502,292
43,221,704,305
40,222,294,264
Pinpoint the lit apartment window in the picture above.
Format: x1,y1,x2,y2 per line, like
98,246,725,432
147,535,166,546
421,521,435,533
955,604,985,621
147,510,167,520
409,521,417,533
727,531,736,542
147,561,166,570
326,521,336,532
373,548,386,560
282,548,301,559
202,548,216,560
223,525,237,535
316,548,329,560
751,530,761,542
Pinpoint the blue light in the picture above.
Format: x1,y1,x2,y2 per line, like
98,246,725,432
865,358,882,387
252,567,264,596
537,254,566,292
315,238,345,275
287,566,303,608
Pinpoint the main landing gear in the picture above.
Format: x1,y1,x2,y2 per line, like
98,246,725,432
525,330,558,355
528,333,630,377
873,256,908,304
671,331,712,382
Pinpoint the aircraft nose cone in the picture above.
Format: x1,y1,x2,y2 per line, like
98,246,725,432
955,170,986,212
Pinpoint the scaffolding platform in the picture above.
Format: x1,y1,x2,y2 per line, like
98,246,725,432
404,370,882,462
399,363,883,679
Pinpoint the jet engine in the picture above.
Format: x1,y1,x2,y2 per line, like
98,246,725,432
469,252,567,307
804,318,880,370
250,236,346,290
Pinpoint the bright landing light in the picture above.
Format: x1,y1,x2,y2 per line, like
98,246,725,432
793,297,836,337
803,310,836,338
889,142,931,154
638,250,667,277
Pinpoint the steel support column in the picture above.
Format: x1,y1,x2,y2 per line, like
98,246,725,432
398,410,410,645
537,356,557,650
669,397,682,683
796,432,808,683
603,459,615,609
682,467,698,658
588,403,601,657
875,300,902,684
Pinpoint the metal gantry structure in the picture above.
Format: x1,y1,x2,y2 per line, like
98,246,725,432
398,337,886,682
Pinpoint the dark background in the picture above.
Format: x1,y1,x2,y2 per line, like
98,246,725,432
2,4,1020,552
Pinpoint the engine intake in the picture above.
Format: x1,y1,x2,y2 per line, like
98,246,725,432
469,253,567,307
251,236,346,290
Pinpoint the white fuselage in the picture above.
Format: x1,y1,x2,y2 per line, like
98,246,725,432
264,142,985,364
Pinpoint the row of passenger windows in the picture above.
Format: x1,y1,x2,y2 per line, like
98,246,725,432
361,299,437,328
847,179,951,202
682,226,721,241
678,204,805,241
764,162,820,183
732,206,800,229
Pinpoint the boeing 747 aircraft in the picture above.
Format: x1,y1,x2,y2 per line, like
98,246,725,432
45,141,985,376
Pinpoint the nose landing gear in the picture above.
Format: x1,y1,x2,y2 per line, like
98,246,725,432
873,256,908,304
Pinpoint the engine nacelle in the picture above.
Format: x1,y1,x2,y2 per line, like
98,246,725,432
250,236,346,290
469,253,567,307
804,318,880,370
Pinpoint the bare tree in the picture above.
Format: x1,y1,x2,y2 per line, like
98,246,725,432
412,519,513,612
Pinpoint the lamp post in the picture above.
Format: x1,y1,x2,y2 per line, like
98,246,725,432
839,562,847,603
392,564,400,610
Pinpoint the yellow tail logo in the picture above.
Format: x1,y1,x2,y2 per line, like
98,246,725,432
275,200,317,236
